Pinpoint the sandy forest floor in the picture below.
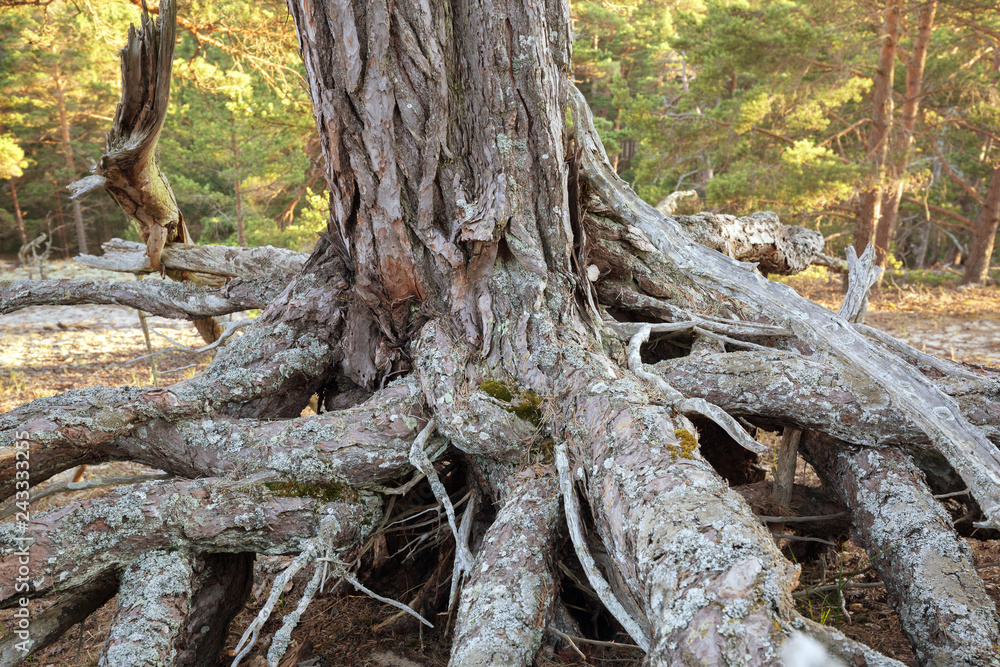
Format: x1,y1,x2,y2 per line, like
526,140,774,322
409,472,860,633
1,260,999,666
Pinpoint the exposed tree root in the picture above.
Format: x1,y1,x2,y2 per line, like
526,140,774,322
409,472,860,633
655,350,1000,448
571,83,1000,531
0,381,425,500
804,433,1000,666
0,577,117,667
99,551,197,666
449,474,560,666
550,358,896,664
178,553,254,667
5,2,1000,661
0,477,380,608
672,210,824,275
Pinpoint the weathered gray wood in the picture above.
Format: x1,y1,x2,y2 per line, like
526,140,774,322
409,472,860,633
548,361,901,665
0,278,276,319
0,381,425,500
674,210,825,275
654,350,1000,449
570,84,1000,533
839,244,881,323
75,238,306,283
6,0,998,662
68,0,183,273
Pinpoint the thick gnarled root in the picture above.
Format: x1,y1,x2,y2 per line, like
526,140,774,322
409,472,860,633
804,434,1000,666
0,477,381,605
99,551,198,667
0,381,426,502
449,475,560,666
544,350,902,665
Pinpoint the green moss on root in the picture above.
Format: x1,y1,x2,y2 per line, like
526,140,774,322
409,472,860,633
264,480,355,502
479,378,514,402
479,379,544,427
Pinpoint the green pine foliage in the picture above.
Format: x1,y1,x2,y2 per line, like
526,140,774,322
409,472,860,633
1,0,998,273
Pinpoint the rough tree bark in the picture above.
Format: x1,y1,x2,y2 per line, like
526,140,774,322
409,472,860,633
963,165,1000,285
875,0,936,271
1,1,999,666
854,0,902,258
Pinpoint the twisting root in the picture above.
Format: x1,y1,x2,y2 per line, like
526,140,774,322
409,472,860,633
266,563,324,667
554,442,650,651
626,323,766,455
337,567,433,628
231,549,312,666
451,491,478,609
408,419,475,602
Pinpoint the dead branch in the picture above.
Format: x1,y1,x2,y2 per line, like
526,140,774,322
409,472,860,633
76,238,306,283
0,278,276,320
673,211,826,275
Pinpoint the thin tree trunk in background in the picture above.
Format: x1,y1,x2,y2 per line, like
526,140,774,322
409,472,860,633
963,166,1000,284
8,178,27,246
914,220,930,268
52,198,69,259
53,62,88,254
854,0,902,257
876,1,936,271
51,187,70,259
232,127,246,247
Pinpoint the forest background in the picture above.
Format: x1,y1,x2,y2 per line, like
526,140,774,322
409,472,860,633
1,0,998,285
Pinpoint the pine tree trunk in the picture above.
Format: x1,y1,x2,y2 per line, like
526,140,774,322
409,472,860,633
232,125,246,248
53,62,88,254
8,178,27,247
854,0,902,258
876,0,936,270
963,166,1000,284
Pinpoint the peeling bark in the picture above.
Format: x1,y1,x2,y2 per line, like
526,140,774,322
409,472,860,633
4,0,999,662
